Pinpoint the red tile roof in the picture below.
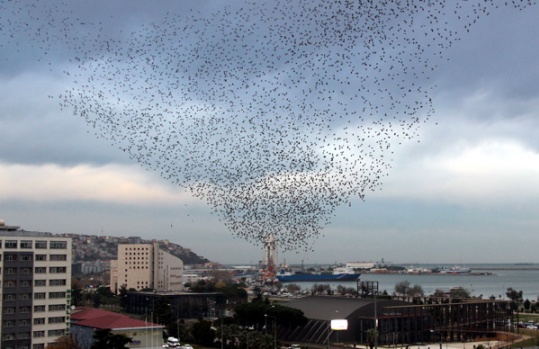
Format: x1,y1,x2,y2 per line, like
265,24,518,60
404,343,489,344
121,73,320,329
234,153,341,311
71,307,162,330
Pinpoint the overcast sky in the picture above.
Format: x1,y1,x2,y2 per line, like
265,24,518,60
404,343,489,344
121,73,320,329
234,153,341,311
1,1,538,265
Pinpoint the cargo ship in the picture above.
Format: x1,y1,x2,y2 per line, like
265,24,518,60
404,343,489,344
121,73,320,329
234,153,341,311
275,267,361,282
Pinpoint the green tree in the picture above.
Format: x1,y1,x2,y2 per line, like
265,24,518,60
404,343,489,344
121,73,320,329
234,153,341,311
234,302,269,329
214,320,241,349
90,329,131,349
394,280,410,296
166,319,190,343
192,320,215,346
449,287,471,299
118,284,128,309
269,304,307,328
49,334,82,349
91,286,116,308
432,289,446,298
506,288,523,311
524,299,531,311
237,330,273,349
407,284,424,297
92,292,102,308
311,283,331,295
366,328,377,349
286,283,301,294
154,298,174,325
71,279,84,306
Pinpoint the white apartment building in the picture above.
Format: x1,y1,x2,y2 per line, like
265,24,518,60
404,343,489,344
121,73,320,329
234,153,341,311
0,221,72,349
110,241,184,293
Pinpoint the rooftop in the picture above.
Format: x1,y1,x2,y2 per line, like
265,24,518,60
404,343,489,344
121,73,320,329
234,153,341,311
71,307,163,330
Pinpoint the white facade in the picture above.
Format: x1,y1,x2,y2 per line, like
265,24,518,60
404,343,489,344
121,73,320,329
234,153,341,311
111,242,184,293
0,229,72,349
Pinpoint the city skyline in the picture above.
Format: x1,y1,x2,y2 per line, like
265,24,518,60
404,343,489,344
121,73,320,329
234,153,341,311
1,1,538,265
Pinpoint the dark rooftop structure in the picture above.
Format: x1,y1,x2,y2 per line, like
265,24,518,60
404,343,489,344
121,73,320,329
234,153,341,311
281,295,415,345
280,295,514,347
125,291,227,321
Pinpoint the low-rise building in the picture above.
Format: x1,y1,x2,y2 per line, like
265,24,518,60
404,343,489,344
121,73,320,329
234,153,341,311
70,307,163,349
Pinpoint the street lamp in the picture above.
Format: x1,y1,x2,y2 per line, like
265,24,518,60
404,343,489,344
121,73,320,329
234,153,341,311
264,314,277,349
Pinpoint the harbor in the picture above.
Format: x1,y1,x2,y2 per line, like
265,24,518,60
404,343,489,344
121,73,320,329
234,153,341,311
239,259,539,301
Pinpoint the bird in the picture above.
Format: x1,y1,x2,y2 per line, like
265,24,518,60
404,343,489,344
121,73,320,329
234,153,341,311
1,0,536,251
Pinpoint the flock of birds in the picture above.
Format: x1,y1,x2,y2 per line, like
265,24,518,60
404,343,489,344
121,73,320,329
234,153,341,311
1,0,536,251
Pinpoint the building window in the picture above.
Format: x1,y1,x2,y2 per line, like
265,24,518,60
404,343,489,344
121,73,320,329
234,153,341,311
5,240,17,248
33,345,45,349
49,266,67,273
35,240,47,249
6,280,16,287
48,329,65,337
48,316,66,324
35,267,47,274
19,293,32,300
3,307,16,314
50,254,67,261
49,304,66,311
34,305,46,312
20,240,32,249
21,254,32,261
34,293,46,299
6,267,16,274
49,292,66,299
20,319,31,326
20,306,31,313
2,333,15,340
35,279,46,286
50,241,67,249
4,294,15,301
3,320,15,327
33,318,46,325
22,267,32,274
33,331,45,338
17,332,30,339
5,254,17,261
35,254,47,261
49,279,67,286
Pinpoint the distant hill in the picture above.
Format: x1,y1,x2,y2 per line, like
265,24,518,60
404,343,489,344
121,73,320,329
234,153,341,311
64,233,211,265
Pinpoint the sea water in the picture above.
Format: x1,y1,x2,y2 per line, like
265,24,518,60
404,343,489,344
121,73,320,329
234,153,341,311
279,263,539,301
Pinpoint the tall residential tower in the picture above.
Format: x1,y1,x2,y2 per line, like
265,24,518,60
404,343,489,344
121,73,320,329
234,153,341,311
0,221,72,349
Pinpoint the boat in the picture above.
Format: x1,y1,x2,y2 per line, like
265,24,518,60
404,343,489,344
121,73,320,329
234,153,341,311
439,266,471,274
275,267,361,282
